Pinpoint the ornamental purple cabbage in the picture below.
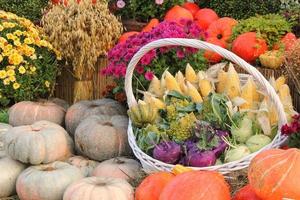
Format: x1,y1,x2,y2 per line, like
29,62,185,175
153,141,182,164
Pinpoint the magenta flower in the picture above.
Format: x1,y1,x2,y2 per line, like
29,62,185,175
116,0,125,8
155,0,164,5
176,49,185,59
136,66,144,74
145,71,154,81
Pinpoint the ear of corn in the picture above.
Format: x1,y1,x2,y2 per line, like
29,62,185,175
172,164,193,175
148,75,163,97
199,79,213,97
186,81,203,103
185,63,197,83
216,69,227,93
164,71,182,93
224,64,241,99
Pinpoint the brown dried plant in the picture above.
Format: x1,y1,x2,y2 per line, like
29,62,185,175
41,0,122,79
285,39,300,94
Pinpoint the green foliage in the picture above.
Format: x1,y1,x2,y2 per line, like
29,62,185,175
0,0,49,22
196,0,281,20
280,2,300,37
0,108,8,123
110,0,184,22
232,14,291,48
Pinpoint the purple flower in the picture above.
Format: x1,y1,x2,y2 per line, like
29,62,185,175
145,71,154,80
116,0,125,8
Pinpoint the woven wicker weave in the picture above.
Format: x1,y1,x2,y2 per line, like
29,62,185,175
124,38,288,174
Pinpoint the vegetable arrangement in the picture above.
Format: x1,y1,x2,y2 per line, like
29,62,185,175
128,63,296,167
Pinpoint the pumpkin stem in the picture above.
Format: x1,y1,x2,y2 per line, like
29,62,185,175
217,34,223,40
114,157,125,164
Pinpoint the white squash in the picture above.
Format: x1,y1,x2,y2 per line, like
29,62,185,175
67,156,99,177
16,161,83,200
63,177,134,200
0,157,26,198
5,121,73,164
0,123,11,158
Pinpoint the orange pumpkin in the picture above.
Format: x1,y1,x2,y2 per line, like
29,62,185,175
273,32,297,51
182,2,200,17
232,32,268,63
233,184,261,200
119,31,139,43
206,17,238,43
248,148,300,200
142,19,159,32
135,172,175,200
194,8,219,30
164,5,194,25
204,38,227,63
159,171,230,200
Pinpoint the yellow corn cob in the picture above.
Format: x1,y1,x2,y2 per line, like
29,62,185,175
164,71,182,93
186,81,203,103
240,77,254,110
185,63,197,83
216,69,227,93
224,64,241,99
199,79,213,97
148,75,163,97
172,164,193,175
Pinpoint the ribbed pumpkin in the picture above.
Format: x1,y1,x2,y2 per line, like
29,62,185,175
16,161,83,200
164,5,194,25
0,157,26,198
248,148,300,200
63,177,134,200
9,101,66,126
182,2,200,17
159,171,230,200
65,99,127,136
67,156,99,177
232,32,268,63
0,123,11,158
135,172,175,200
92,157,141,181
273,32,297,51
75,115,130,161
49,98,70,111
5,121,73,164
194,8,219,30
142,19,159,32
204,38,227,63
119,32,139,43
207,17,238,43
233,184,261,200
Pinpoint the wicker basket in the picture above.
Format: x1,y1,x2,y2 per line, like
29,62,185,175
125,38,288,174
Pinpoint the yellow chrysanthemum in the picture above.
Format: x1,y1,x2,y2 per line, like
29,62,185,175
6,65,15,70
0,25,3,31
13,40,21,46
24,38,33,45
6,69,15,77
18,66,26,74
0,55,3,63
30,66,36,72
24,46,35,57
14,30,23,36
0,37,7,43
30,54,37,60
38,40,48,47
13,82,20,89
8,53,23,65
3,44,12,52
3,78,10,85
0,70,7,79
45,81,50,88
6,33,15,40
3,22,15,28
9,76,16,82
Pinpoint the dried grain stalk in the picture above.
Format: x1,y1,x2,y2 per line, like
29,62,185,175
41,0,122,79
285,39,300,94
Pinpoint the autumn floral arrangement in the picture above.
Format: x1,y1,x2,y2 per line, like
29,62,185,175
0,11,61,107
102,20,207,102
282,114,300,148
109,0,184,22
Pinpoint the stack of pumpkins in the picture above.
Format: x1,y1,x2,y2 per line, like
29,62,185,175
0,99,142,200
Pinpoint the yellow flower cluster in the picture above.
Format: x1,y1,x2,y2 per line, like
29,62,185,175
0,11,61,91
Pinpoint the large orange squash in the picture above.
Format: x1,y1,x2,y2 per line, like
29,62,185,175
135,172,175,200
233,184,261,200
159,171,230,200
248,148,300,200
204,38,227,63
273,32,297,51
232,32,268,63
182,2,200,17
194,8,219,30
207,17,238,43
164,5,193,25
119,32,139,43
142,19,159,32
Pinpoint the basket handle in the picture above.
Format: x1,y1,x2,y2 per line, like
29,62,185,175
125,38,288,127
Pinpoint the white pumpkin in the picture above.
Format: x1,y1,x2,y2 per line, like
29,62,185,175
0,123,11,158
5,121,73,164
92,157,142,181
67,156,99,177
63,177,134,200
16,161,84,200
75,115,130,161
9,100,66,126
0,157,26,198
65,99,127,136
